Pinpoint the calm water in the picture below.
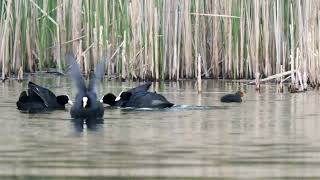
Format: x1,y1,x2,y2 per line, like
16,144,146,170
1,74,320,179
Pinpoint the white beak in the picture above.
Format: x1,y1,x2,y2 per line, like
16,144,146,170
115,91,123,101
99,97,103,103
68,100,74,105
82,97,88,108
66,95,73,105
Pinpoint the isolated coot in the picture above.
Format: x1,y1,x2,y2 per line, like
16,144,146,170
16,81,71,112
220,91,244,103
65,53,104,120
101,83,174,108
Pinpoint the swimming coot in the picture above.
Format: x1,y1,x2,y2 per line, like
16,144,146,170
65,53,104,120
16,82,71,112
121,91,174,108
101,83,174,108
100,82,151,107
220,91,244,103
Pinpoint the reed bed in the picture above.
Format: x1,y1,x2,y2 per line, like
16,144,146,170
1,0,320,85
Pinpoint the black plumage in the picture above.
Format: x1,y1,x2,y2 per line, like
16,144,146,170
101,82,174,108
220,91,244,103
16,82,70,112
65,53,104,120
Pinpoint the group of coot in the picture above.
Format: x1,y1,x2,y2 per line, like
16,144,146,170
16,53,244,122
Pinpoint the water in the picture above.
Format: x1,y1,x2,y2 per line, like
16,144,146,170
1,74,320,179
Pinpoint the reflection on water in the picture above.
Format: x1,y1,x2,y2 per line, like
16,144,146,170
1,74,320,179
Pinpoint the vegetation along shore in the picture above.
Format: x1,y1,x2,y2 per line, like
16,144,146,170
0,0,319,90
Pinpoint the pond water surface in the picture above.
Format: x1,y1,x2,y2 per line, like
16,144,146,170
1,74,320,179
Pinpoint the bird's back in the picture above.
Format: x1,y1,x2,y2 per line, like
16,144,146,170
16,91,47,112
124,91,173,108
28,82,63,109
220,94,242,103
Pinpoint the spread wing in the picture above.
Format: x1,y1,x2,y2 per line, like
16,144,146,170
65,53,87,96
128,82,152,94
88,56,106,93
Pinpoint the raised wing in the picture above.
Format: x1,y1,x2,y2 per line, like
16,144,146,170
65,53,86,95
128,82,152,94
28,82,57,107
88,56,106,93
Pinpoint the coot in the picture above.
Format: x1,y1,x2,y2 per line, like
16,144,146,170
65,53,104,120
220,91,244,103
16,82,71,112
101,83,174,108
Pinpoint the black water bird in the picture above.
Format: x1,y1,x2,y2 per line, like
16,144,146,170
101,82,174,108
220,91,244,103
65,53,104,120
16,81,71,112
100,82,151,107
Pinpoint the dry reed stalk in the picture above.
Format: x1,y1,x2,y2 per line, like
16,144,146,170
190,12,240,18
29,0,58,25
173,4,181,80
279,65,284,93
18,66,23,81
0,0,13,78
194,0,200,78
183,1,192,78
173,6,179,80
166,1,174,80
274,0,282,76
262,0,270,77
142,0,148,79
93,27,98,71
136,1,143,79
26,22,33,72
249,69,297,84
302,1,309,90
149,1,154,79
226,0,233,78
317,5,320,86
162,0,169,79
176,3,182,81
154,8,159,80
212,0,220,78
200,10,209,78
57,0,66,56
12,0,22,73
72,0,82,67
56,26,62,72
239,0,244,78
99,25,104,64
235,41,239,78
253,0,260,77
197,54,202,93
106,43,112,77
84,22,90,76
289,3,295,87
128,1,137,79
121,31,127,80
56,0,65,71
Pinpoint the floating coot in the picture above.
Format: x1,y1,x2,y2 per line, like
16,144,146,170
65,53,104,120
220,91,244,103
101,82,174,108
16,81,71,112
